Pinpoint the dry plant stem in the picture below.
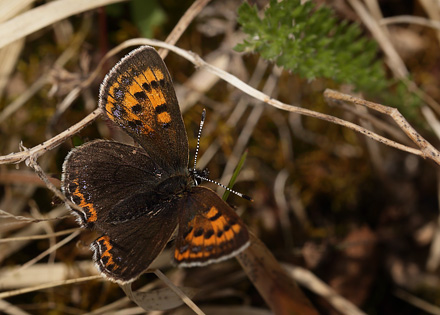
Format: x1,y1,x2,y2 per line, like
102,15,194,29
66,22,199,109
153,269,206,315
89,281,160,315
426,169,440,272
0,299,30,315
394,288,440,315
422,106,440,139
1,39,437,168
1,39,438,167
347,0,407,78
349,0,440,116
0,206,67,263
237,233,319,315
274,169,294,248
0,74,46,123
25,153,87,216
0,275,102,299
419,0,440,44
0,14,91,124
0,170,60,187
220,66,281,181
380,15,440,30
127,39,437,162
0,0,129,49
159,0,212,59
16,230,80,274
0,108,101,164
286,265,367,315
0,228,79,243
197,58,268,170
43,0,204,125
337,102,413,146
324,89,440,164
0,208,69,223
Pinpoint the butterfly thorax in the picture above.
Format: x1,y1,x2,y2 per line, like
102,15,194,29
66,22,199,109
154,173,193,200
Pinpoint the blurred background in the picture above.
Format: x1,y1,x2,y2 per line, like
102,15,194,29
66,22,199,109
1,0,440,314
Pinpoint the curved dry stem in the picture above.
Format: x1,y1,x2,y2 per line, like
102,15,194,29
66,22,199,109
159,0,212,59
380,15,440,30
153,269,205,315
0,108,101,164
0,276,102,299
0,0,128,49
1,38,438,167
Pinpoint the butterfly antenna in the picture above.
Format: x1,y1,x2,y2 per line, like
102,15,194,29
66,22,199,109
193,108,206,171
193,173,252,201
192,109,252,201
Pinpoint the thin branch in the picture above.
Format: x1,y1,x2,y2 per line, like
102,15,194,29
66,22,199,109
153,269,205,315
0,228,79,243
159,0,212,59
286,264,367,315
1,39,439,166
324,89,440,164
0,108,101,164
380,15,440,30
0,276,102,299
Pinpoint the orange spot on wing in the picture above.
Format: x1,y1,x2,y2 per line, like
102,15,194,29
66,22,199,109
175,248,190,262
190,251,204,259
134,70,167,112
223,229,234,241
205,206,219,219
144,68,164,81
98,236,118,269
232,224,242,234
72,180,97,222
150,88,166,109
157,112,171,124
128,84,143,102
203,236,216,247
105,102,115,120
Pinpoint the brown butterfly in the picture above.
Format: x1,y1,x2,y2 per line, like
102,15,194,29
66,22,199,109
62,46,249,283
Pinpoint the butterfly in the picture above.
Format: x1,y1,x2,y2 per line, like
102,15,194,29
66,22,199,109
61,45,250,284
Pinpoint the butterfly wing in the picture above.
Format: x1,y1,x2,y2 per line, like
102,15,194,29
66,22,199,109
99,45,188,172
62,140,179,283
62,140,168,228
91,201,178,284
174,186,250,266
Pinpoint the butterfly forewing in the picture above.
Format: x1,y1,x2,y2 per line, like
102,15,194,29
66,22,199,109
99,46,189,172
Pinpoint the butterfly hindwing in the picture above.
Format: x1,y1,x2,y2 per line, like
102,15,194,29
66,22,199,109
91,202,179,283
174,186,250,266
99,46,189,172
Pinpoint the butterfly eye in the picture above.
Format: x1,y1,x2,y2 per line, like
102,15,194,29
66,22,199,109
154,169,162,178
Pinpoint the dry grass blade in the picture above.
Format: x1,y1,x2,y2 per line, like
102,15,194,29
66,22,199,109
237,233,319,315
380,15,440,30
286,265,367,315
0,276,101,299
394,288,440,315
0,108,101,164
324,89,440,164
153,270,205,315
0,299,31,315
0,0,128,49
158,0,212,59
